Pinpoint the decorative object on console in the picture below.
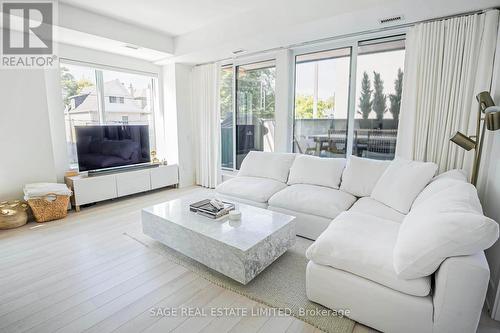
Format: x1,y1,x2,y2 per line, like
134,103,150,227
0,200,29,229
450,91,500,185
150,150,160,164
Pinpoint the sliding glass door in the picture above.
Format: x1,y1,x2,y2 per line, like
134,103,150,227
218,35,406,172
353,38,405,160
293,48,351,157
235,60,276,169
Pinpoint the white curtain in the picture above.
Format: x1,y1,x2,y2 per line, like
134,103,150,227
192,63,221,188
396,10,499,176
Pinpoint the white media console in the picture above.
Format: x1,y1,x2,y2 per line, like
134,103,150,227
65,164,179,211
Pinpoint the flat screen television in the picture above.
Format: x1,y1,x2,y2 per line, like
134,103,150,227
75,125,151,172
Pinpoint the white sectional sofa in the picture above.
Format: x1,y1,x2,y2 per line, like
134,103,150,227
215,151,500,333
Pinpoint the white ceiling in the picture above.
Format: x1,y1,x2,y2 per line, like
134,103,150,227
60,0,272,36
58,0,500,64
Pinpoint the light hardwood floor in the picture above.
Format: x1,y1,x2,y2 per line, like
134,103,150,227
0,186,496,333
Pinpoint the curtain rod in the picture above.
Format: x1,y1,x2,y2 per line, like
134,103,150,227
195,7,497,67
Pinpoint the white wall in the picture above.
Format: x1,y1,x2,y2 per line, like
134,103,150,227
0,69,58,200
162,63,195,187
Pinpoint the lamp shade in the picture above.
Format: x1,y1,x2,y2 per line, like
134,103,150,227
485,106,500,131
477,91,495,112
450,131,476,151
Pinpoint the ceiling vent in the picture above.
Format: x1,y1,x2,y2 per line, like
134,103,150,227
379,15,404,25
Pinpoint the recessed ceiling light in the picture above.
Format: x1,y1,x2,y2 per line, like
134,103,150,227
124,44,140,50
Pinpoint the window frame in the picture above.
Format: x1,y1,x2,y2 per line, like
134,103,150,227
220,56,277,171
290,30,407,157
60,59,160,168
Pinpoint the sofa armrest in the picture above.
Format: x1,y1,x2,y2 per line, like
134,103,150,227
433,252,490,333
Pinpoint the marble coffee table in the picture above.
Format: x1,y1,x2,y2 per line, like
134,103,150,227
141,193,296,284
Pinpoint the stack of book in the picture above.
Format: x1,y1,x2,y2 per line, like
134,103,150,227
189,199,235,219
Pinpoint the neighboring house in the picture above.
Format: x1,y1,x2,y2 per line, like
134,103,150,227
65,78,152,138
65,79,151,125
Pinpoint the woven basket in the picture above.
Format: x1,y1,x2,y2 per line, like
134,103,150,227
27,193,69,223
0,201,29,229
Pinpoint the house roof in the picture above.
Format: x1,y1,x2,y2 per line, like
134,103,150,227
68,79,150,114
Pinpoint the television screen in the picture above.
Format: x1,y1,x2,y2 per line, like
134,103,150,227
75,125,151,172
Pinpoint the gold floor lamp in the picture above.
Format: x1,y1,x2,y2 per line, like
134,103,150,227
450,91,500,186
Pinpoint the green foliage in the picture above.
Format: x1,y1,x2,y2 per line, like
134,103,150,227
219,67,233,121
372,71,387,121
357,71,372,119
237,67,276,119
60,66,94,108
389,68,403,123
294,94,334,119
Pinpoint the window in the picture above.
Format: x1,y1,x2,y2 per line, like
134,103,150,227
235,60,276,169
109,96,124,103
220,65,234,169
292,36,405,160
101,69,157,147
61,63,99,167
293,48,351,157
353,38,405,160
60,62,158,169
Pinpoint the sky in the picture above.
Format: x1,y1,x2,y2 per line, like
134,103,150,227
295,49,405,119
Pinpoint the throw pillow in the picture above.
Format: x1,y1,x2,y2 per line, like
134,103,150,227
393,182,499,279
371,158,438,214
340,156,390,197
288,155,345,189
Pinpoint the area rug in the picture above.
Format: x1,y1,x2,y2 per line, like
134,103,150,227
125,230,356,333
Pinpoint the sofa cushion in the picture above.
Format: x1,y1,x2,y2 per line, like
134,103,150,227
238,151,296,183
394,182,499,279
371,158,438,214
340,156,390,197
306,211,431,297
349,197,405,223
288,155,345,189
412,169,467,208
215,176,287,203
268,184,356,219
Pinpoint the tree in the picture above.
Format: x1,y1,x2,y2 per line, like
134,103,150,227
294,94,334,119
357,71,372,119
372,71,386,121
237,67,276,119
389,68,403,123
60,66,94,108
219,67,233,122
